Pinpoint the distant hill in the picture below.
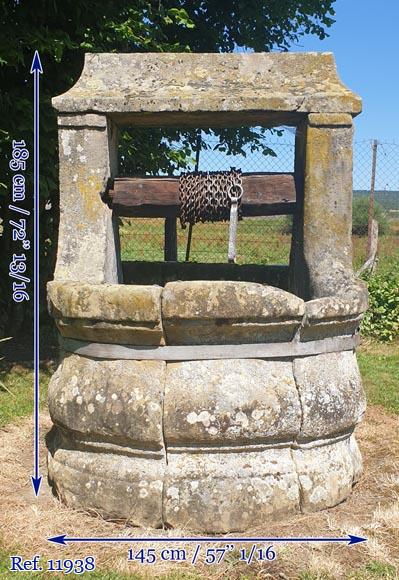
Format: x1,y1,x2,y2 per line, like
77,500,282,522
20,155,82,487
353,190,399,211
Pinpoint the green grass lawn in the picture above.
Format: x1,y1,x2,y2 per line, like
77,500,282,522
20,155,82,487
120,216,293,264
357,342,399,414
120,217,399,274
0,365,51,428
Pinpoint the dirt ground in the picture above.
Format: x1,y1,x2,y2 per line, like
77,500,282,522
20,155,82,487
0,407,398,579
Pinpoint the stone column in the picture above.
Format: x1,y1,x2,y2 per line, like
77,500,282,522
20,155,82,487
54,114,121,283
289,113,354,300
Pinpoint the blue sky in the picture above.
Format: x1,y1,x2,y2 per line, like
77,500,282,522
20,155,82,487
290,0,399,143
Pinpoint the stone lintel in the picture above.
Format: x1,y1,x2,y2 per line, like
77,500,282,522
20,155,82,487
57,113,108,128
52,52,362,119
307,113,353,127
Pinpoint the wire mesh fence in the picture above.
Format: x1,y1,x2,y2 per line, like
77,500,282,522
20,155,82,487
352,140,399,271
120,216,293,264
119,134,399,268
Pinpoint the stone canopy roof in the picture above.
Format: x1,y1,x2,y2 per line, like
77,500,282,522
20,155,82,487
52,52,361,126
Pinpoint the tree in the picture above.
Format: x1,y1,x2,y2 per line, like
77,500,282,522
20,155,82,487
0,0,336,335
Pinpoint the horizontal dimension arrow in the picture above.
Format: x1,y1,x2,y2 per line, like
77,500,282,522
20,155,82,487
48,534,367,546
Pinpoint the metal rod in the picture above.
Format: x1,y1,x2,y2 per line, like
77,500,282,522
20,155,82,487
185,131,202,262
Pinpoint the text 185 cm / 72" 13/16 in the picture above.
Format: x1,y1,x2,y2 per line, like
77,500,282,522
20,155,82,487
8,139,31,303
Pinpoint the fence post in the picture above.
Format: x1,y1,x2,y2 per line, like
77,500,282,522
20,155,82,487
367,139,378,255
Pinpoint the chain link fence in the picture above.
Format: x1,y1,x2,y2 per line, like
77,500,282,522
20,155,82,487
119,133,399,269
352,140,399,272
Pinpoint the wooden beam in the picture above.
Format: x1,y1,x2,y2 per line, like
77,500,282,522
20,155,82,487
106,172,297,218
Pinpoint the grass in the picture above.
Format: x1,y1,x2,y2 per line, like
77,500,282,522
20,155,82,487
355,560,398,579
357,342,399,414
299,561,398,580
120,216,292,264
0,364,51,429
352,233,399,277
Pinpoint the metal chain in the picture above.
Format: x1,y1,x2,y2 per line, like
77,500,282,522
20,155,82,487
179,169,243,228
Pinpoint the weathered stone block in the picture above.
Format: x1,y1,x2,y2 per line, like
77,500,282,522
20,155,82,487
292,437,356,512
307,113,353,127
300,280,368,340
293,351,366,441
291,118,356,300
48,354,165,448
299,315,363,342
55,319,164,345
350,435,363,483
48,281,162,322
164,359,301,445
305,281,368,320
163,448,300,532
47,432,164,528
54,115,120,283
162,281,305,344
48,281,164,345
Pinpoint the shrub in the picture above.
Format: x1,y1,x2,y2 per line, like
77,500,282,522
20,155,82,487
361,269,399,341
352,197,389,236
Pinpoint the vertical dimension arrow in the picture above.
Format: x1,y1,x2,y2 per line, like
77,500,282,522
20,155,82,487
30,50,43,497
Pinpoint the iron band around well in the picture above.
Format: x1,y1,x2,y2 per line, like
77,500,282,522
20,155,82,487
62,333,360,361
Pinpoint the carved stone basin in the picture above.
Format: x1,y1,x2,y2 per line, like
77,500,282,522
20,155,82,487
47,279,366,532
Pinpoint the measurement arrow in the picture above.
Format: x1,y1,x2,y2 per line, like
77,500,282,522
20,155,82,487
30,50,43,497
48,534,367,546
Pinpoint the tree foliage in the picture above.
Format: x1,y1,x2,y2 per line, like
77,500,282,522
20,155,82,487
0,0,336,333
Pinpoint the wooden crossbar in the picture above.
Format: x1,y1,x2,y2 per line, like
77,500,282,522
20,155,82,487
106,172,297,218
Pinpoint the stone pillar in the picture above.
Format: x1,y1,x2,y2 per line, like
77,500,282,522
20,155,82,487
289,113,354,300
54,114,121,283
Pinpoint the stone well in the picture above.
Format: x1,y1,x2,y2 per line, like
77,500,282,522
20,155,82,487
47,52,368,532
